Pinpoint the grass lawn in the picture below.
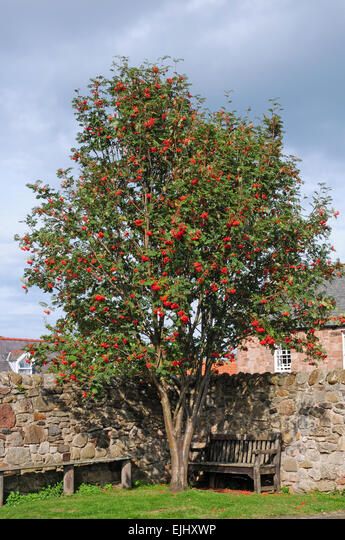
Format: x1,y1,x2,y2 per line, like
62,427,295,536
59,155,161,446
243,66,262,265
0,484,345,519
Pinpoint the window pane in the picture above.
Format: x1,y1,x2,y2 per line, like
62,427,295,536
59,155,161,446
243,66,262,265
275,348,291,373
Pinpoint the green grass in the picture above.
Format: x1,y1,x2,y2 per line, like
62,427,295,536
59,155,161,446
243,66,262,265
0,484,345,519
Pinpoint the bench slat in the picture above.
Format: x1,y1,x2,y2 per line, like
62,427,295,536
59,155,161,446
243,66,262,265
210,433,280,441
0,456,131,474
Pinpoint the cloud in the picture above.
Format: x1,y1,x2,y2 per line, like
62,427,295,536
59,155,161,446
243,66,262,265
286,146,345,261
0,283,58,338
0,0,344,336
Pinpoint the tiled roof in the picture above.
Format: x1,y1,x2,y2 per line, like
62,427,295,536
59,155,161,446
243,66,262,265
213,362,237,375
321,276,345,317
0,358,10,372
0,337,42,342
7,350,27,362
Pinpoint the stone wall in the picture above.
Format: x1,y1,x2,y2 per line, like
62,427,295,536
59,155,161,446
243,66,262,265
199,369,345,492
0,371,169,495
1,369,345,495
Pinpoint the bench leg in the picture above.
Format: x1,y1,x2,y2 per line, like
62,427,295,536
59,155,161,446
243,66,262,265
0,472,4,507
209,474,216,489
121,460,132,489
63,464,75,495
273,468,281,493
253,467,261,494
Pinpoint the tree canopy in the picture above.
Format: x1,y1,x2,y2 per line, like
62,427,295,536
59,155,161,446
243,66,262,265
17,58,343,489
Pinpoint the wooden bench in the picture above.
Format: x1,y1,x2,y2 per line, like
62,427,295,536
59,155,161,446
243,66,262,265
189,433,281,493
0,456,132,506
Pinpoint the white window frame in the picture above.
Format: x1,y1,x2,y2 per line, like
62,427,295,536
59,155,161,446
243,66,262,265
7,352,33,375
342,331,345,369
274,346,292,373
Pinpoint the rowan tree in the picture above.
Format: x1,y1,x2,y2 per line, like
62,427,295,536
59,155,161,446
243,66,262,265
17,58,343,490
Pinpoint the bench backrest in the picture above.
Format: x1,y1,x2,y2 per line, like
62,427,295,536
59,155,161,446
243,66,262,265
206,433,281,465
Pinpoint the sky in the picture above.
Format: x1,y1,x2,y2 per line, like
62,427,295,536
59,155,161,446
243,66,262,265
1,0,344,338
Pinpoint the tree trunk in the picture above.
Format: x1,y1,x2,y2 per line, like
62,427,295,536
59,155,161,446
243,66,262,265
157,384,191,491
170,439,189,492
155,373,211,491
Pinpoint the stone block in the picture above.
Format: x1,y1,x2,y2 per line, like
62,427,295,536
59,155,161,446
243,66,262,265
325,391,340,403
326,371,341,385
95,448,107,458
13,399,33,414
280,471,298,482
320,414,332,427
276,389,289,398
32,455,44,465
38,441,50,454
6,431,23,446
319,402,332,409
317,480,336,492
336,476,345,486
80,443,96,459
312,427,330,437
0,386,10,395
283,373,296,386
16,413,33,426
305,440,317,449
31,375,43,386
71,447,80,460
6,446,31,466
308,468,322,481
334,403,345,410
299,460,313,469
319,442,337,453
283,458,298,472
328,452,345,465
297,468,309,479
109,441,127,458
32,397,53,412
34,412,46,421
57,444,69,453
337,436,345,451
48,425,61,437
330,412,344,425
53,453,63,464
305,449,321,462
48,411,69,418
295,372,309,385
8,372,23,386
0,404,16,429
72,433,88,448
333,425,345,436
21,375,32,387
24,425,46,444
308,370,322,386
27,388,40,398
44,454,55,465
295,480,317,493
278,399,295,416
320,464,338,480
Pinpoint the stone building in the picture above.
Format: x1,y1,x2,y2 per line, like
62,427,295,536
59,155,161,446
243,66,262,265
236,276,345,374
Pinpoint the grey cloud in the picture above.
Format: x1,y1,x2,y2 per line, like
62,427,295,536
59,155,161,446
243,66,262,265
1,0,344,337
